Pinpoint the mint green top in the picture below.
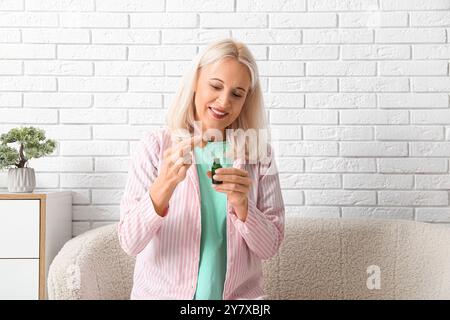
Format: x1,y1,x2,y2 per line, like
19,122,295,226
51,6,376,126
193,140,233,300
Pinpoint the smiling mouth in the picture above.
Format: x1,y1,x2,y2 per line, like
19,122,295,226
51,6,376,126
208,106,229,119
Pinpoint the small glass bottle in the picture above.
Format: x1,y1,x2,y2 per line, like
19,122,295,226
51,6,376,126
211,157,222,184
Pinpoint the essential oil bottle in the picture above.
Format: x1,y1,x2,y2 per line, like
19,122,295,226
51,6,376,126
211,157,222,184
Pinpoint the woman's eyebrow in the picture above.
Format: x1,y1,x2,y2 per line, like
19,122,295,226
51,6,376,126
210,77,247,92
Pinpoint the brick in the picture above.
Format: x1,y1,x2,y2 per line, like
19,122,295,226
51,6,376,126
92,189,124,204
0,93,21,107
378,158,448,173
340,78,409,92
416,174,450,189
128,45,197,60
340,142,407,156
232,29,301,44
416,208,450,223
0,108,57,123
342,45,410,60
96,0,164,11
379,61,448,76
275,157,304,172
24,93,92,108
237,0,306,11
303,29,373,44
23,29,90,44
168,0,233,12
305,157,376,172
379,191,448,206
271,77,337,92
60,13,128,28
411,142,450,156
376,28,446,43
25,0,94,11
339,12,408,27
376,126,444,140
303,126,373,140
271,13,337,28
258,61,304,76
264,93,304,108
270,109,338,124
306,93,376,109
341,110,408,124
282,190,304,205
58,45,126,60
94,61,163,76
280,173,340,189
411,110,450,124
131,13,197,28
380,0,450,10
162,29,231,44
0,13,58,27
411,12,450,27
309,0,378,11
0,77,56,91
412,77,450,92
0,44,55,59
60,142,128,156
60,109,127,124
306,190,376,206
0,60,22,75
379,93,448,108
72,205,121,220
93,125,160,140
342,207,414,220
95,157,132,172
25,61,93,76
413,45,450,59
306,61,376,76
343,174,413,189
201,13,267,28
271,45,339,60
91,29,160,44
277,141,338,156
58,78,127,92
94,93,161,108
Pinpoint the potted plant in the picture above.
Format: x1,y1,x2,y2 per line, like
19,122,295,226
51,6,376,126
0,126,57,193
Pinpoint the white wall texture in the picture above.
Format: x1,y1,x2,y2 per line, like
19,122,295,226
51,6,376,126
0,0,449,236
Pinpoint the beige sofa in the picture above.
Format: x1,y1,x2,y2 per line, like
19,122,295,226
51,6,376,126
47,217,450,299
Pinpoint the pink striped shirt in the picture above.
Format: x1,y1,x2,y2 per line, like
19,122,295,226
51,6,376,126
118,127,285,300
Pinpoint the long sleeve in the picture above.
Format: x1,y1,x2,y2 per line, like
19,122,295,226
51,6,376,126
231,145,285,260
118,131,166,257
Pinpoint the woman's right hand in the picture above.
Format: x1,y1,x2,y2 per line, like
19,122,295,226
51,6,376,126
149,135,203,216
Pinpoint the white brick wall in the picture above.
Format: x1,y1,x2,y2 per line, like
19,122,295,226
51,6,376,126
0,0,449,236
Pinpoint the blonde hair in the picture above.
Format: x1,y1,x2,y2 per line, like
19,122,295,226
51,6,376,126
166,38,270,163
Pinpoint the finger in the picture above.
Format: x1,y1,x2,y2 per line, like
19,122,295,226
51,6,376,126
213,183,248,194
177,135,203,151
177,163,190,178
214,167,249,177
206,171,212,179
173,135,202,159
163,147,172,159
212,174,252,186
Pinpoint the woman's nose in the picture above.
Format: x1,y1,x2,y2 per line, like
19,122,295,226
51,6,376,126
217,91,231,108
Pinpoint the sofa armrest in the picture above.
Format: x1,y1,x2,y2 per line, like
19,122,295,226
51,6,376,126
47,223,135,300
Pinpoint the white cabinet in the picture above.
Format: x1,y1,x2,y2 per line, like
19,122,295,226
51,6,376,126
0,192,72,300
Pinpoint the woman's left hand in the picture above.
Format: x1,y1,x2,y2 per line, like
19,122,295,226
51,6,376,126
207,168,252,222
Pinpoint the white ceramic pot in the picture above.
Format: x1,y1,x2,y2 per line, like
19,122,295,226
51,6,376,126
8,167,36,193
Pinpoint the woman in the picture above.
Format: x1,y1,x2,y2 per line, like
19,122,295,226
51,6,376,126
118,38,285,300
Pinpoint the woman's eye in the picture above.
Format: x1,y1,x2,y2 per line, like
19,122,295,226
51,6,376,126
210,85,220,90
233,93,242,98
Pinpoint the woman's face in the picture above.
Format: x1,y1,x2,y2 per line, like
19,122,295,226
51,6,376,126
193,58,251,138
